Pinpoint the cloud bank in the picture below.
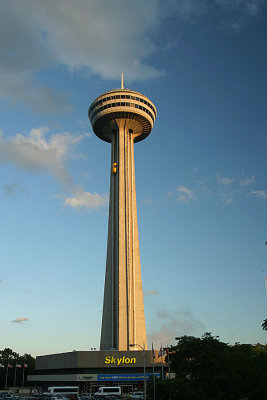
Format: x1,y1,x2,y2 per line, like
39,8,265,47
0,0,264,112
0,128,108,211
0,127,88,186
166,171,267,206
0,0,163,112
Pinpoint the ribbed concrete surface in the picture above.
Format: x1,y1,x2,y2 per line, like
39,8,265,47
100,119,147,350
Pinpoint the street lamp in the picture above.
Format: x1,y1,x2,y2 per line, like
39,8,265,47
129,343,146,400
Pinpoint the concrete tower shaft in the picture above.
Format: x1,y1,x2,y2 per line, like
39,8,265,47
89,87,156,351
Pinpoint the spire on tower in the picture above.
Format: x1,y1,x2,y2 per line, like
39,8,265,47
121,72,124,89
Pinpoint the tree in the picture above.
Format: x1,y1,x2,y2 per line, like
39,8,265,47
165,333,267,400
0,348,35,389
170,333,229,380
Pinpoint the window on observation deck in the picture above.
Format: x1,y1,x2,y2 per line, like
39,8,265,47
90,95,155,123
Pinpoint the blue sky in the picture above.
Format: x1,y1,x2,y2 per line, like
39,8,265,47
0,0,267,357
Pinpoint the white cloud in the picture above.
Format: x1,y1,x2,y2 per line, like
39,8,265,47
250,190,267,200
37,0,163,81
0,127,88,187
171,173,260,206
0,127,107,211
0,0,263,112
11,317,29,323
239,175,256,186
0,0,164,109
216,173,257,204
176,185,198,203
63,187,108,212
219,191,239,205
217,182,240,205
216,173,235,186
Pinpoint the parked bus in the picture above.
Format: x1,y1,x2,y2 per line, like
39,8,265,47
94,387,121,397
47,387,79,397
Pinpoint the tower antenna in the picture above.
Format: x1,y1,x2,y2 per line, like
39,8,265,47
121,72,124,89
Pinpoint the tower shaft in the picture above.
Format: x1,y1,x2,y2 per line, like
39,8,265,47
100,120,147,351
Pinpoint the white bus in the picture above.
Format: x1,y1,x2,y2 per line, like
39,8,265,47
94,387,121,396
47,387,79,396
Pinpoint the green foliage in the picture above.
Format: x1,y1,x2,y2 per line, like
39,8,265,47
150,333,267,400
0,348,35,389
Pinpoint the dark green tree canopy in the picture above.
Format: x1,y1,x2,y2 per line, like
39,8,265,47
149,333,267,400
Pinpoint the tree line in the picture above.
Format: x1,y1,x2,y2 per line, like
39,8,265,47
148,332,267,400
0,348,35,389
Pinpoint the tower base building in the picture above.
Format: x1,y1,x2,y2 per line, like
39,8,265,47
27,349,166,394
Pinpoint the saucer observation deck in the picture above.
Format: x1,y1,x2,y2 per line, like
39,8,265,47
88,84,157,143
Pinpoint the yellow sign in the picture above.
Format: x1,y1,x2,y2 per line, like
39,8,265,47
104,356,136,366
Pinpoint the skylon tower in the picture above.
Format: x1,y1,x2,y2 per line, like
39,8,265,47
88,75,157,351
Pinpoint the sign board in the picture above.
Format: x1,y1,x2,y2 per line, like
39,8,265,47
97,373,160,381
78,374,97,381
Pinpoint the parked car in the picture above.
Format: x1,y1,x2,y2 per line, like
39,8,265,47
0,393,14,399
20,397,36,400
92,397,116,400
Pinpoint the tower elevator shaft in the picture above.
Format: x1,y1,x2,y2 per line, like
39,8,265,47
100,120,147,351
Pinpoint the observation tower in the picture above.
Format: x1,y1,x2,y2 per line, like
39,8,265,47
88,75,157,351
